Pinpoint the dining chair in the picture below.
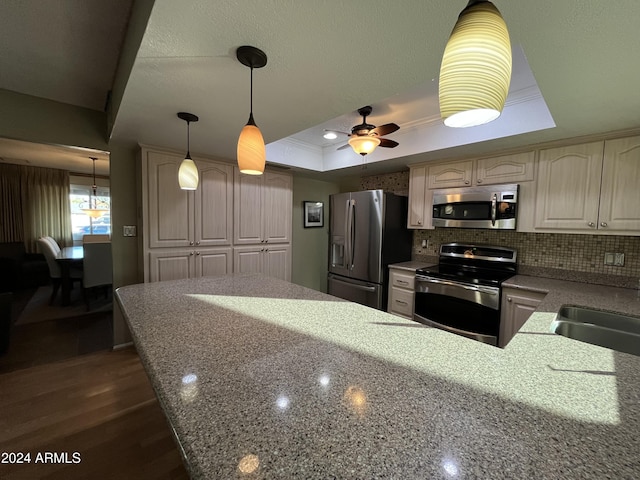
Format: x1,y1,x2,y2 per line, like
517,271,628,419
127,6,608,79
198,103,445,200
37,237,82,305
82,242,113,311
83,234,110,243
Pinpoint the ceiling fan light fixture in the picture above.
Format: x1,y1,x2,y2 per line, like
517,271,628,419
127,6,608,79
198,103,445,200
236,46,268,175
439,0,512,128
177,112,199,190
348,136,381,156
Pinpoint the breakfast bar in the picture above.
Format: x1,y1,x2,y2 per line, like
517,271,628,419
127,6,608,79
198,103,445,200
115,274,640,479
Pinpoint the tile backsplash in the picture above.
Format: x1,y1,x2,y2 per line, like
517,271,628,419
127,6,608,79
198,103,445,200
360,171,640,287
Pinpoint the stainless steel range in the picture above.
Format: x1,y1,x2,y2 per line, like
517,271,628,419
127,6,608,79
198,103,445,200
414,243,517,346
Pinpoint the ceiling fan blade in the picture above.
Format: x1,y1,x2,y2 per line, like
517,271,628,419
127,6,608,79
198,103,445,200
370,123,400,137
324,129,350,136
379,138,399,148
337,143,351,150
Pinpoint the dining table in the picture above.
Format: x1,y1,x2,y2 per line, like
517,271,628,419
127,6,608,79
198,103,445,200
54,246,83,306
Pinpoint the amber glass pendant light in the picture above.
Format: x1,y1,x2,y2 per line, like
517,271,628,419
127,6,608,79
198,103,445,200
236,46,268,175
81,157,107,218
439,0,512,128
177,112,199,190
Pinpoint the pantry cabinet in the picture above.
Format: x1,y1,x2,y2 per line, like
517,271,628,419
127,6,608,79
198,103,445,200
141,146,293,283
233,244,291,281
148,247,232,283
534,136,640,234
499,287,546,348
234,169,293,244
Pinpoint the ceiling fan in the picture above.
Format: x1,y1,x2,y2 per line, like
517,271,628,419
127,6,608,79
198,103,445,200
329,106,400,156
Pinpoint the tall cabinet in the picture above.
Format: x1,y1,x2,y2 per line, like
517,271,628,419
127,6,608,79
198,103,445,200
233,169,292,281
140,146,293,283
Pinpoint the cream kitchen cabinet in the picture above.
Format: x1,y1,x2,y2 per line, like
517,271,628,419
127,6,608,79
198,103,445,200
233,245,291,281
499,287,546,347
234,169,293,245
143,149,233,249
534,136,640,234
407,165,433,229
148,247,233,283
141,147,234,282
427,152,535,189
387,267,416,320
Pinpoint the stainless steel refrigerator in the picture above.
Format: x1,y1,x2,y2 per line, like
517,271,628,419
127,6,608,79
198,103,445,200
328,190,412,310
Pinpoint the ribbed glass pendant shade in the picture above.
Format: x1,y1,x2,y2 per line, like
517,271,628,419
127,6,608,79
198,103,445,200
178,157,199,190
439,0,512,128
237,120,266,175
348,136,381,156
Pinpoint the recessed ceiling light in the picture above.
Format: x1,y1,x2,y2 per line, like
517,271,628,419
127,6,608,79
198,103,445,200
323,131,337,140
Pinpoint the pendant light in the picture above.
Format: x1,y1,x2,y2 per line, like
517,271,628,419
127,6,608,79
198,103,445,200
81,157,107,219
439,0,512,128
177,112,199,190
236,45,267,175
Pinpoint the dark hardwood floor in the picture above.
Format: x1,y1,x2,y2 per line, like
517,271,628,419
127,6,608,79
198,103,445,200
0,348,189,479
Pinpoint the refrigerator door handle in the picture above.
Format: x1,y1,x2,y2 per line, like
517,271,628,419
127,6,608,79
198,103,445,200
330,276,377,292
349,200,356,270
344,199,352,269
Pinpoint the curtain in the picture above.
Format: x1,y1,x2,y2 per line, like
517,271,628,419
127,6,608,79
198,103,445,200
0,164,24,243
0,164,72,253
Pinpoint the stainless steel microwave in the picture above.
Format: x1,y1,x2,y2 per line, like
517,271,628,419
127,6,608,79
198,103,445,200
432,184,519,229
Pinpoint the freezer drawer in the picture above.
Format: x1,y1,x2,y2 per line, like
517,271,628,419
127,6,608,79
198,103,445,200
328,274,383,310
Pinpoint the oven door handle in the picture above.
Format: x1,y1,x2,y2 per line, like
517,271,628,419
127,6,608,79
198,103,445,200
415,276,498,295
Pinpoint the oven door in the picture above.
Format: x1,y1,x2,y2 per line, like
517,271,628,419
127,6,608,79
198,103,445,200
414,275,500,345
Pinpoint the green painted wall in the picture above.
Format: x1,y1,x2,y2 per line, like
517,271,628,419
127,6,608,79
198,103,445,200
291,176,340,292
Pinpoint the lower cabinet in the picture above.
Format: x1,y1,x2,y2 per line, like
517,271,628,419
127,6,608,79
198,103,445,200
149,248,232,282
499,287,547,347
387,268,416,320
233,245,291,281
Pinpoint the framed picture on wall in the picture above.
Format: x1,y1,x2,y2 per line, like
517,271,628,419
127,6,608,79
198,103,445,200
303,201,324,228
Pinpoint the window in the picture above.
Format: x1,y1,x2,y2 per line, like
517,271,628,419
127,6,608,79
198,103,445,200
70,184,111,242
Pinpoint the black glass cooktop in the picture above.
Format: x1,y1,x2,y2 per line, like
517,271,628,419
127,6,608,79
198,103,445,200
416,263,515,288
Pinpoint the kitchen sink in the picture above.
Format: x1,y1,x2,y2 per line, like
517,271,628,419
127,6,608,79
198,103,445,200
550,306,640,357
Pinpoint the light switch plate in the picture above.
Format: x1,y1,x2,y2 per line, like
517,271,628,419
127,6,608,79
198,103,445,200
604,252,615,266
123,225,137,237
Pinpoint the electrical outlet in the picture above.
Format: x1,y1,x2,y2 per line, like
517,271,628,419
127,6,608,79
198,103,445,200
614,253,625,266
123,225,137,237
604,252,615,266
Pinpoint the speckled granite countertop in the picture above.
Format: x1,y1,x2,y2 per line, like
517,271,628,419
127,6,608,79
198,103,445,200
388,261,434,272
116,274,640,479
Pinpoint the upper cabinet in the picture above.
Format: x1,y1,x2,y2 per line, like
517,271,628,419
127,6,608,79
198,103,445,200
234,169,293,244
144,149,233,248
407,165,432,229
426,152,535,189
534,136,640,234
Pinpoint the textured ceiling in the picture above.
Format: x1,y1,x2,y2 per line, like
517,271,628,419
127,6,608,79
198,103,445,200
2,1,640,179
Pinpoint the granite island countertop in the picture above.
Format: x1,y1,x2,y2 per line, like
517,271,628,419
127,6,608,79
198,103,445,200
115,274,640,479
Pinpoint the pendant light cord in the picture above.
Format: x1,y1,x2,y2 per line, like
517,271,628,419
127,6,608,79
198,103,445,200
250,66,254,115
186,120,192,159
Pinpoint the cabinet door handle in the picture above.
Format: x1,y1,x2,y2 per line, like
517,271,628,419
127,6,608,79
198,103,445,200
397,280,409,285
196,241,200,245
196,251,200,255
417,220,422,225
476,179,483,183
464,180,470,185
588,222,595,227
507,297,512,302
190,241,194,245
190,252,194,256
395,300,408,305
265,249,269,252
600,222,608,228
